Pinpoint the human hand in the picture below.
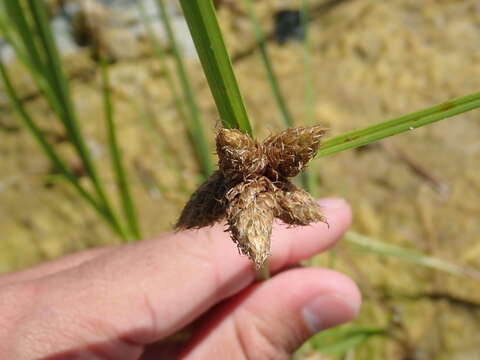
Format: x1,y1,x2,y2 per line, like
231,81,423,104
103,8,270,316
0,198,360,360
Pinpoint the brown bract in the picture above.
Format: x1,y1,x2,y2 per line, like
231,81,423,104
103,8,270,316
175,126,328,268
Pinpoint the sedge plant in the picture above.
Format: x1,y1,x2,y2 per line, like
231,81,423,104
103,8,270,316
177,0,480,281
2,0,479,279
1,0,479,357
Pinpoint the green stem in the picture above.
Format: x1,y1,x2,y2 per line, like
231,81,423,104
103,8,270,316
178,0,253,136
178,0,267,279
318,92,480,157
156,0,214,178
100,59,141,241
243,0,294,128
344,231,480,280
300,0,319,196
0,59,125,238
255,262,271,281
138,1,191,190
2,1,45,74
243,0,312,192
24,0,125,234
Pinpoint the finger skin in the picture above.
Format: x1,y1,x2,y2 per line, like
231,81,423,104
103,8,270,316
1,198,351,359
0,247,113,287
177,268,361,360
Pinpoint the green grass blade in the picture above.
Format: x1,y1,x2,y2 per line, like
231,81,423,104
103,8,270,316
137,2,191,189
243,0,294,128
300,0,318,196
2,0,45,74
155,0,214,177
100,59,141,241
138,2,186,121
318,92,480,157
0,1,59,112
243,0,315,192
178,0,253,136
0,58,124,237
26,0,76,116
310,326,387,356
344,231,480,280
2,0,128,239
2,0,70,113
23,0,125,234
301,0,315,127
134,96,189,195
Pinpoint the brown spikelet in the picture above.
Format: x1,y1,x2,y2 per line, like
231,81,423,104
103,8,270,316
175,171,229,229
264,125,327,178
275,181,327,226
216,128,267,179
226,177,277,268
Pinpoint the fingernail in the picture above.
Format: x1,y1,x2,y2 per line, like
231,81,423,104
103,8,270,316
317,198,348,210
302,294,359,333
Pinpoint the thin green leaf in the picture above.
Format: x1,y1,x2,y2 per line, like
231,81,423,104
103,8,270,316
100,59,141,241
0,1,57,110
124,1,195,193
243,0,293,128
318,92,480,157
0,58,124,237
134,96,189,195
2,0,127,239
155,0,214,177
22,0,125,236
243,0,314,192
310,326,386,356
137,1,191,189
178,0,253,136
2,0,45,74
344,231,480,280
138,2,186,120
301,0,315,126
300,0,318,196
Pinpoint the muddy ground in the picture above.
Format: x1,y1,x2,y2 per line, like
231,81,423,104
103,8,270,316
1,0,479,358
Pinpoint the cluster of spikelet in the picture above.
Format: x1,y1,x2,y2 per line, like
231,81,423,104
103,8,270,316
175,125,328,268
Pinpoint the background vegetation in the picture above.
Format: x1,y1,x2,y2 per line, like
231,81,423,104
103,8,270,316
0,0,479,358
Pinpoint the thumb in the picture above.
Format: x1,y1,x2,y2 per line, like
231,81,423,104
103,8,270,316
177,268,361,360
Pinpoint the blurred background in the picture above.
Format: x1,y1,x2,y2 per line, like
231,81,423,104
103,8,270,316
1,0,479,358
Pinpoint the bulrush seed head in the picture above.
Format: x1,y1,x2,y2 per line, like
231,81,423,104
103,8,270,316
275,180,328,226
175,171,229,229
226,177,277,268
176,125,328,268
264,125,327,178
216,128,267,179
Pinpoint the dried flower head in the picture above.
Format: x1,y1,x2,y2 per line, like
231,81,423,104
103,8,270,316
226,177,277,266
264,126,327,178
176,126,328,268
175,171,229,229
275,180,327,226
216,128,267,179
